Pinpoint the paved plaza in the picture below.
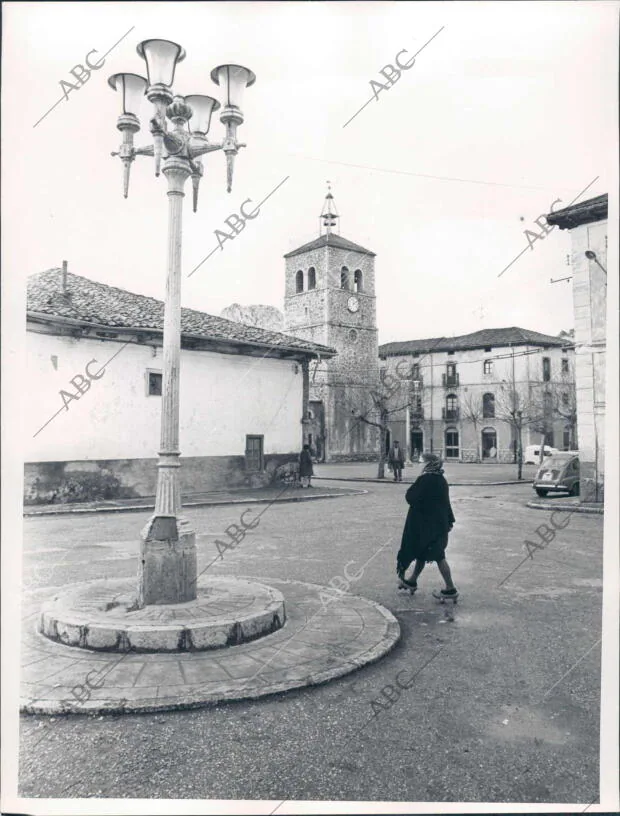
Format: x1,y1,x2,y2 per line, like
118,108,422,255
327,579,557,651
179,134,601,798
19,477,603,803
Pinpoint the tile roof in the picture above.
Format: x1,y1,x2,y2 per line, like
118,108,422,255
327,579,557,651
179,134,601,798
546,194,608,230
27,269,336,358
283,232,375,259
379,327,570,356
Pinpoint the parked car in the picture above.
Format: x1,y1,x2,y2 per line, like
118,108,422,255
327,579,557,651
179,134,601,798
533,453,580,497
523,444,558,464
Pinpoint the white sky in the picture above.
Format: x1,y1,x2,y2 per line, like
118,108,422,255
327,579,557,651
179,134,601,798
2,1,618,342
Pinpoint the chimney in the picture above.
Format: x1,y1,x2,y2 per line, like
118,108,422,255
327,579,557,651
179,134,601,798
62,260,68,296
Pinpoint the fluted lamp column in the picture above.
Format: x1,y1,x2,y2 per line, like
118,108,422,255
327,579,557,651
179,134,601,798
108,38,255,607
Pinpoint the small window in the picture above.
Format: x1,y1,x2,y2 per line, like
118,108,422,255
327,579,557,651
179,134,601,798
484,346,492,353
482,392,495,418
561,357,569,374
295,270,304,293
483,359,493,375
340,267,350,290
308,267,316,290
349,329,358,342
411,363,420,379
542,356,551,382
147,371,162,396
354,269,363,293
561,393,569,406
245,435,264,472
447,350,455,356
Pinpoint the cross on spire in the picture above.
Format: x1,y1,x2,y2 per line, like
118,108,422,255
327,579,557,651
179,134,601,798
320,181,340,235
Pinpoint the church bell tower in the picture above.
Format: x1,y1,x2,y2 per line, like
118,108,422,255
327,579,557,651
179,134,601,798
283,185,379,461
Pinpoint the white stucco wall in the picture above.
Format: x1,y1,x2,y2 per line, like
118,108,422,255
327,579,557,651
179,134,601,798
26,328,304,463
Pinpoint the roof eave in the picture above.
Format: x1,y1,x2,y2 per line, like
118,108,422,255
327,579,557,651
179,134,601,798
27,311,336,360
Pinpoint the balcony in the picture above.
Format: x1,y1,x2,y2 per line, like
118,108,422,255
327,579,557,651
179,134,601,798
442,373,460,387
442,408,460,421
410,406,424,419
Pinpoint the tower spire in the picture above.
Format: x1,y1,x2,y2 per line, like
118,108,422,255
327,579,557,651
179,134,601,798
320,181,339,236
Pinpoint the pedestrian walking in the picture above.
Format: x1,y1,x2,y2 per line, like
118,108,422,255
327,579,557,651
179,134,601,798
395,453,458,598
299,443,314,488
388,440,405,482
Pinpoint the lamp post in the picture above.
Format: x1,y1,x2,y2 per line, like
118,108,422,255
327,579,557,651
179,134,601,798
109,40,255,607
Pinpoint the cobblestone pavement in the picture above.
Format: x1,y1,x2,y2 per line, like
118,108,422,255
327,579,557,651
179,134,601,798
18,480,603,803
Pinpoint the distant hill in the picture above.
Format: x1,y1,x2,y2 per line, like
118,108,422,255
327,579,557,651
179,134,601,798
220,303,285,333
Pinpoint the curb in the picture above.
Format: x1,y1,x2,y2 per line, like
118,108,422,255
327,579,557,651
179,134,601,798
314,476,526,487
20,578,400,715
23,488,368,518
526,501,603,515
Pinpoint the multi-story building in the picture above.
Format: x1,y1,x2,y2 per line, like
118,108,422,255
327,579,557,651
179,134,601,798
546,194,608,502
379,328,576,463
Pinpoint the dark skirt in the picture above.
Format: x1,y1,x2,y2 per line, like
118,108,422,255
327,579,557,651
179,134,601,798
397,521,449,569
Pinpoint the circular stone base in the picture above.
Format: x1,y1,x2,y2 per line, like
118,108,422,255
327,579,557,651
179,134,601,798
21,577,400,715
38,577,285,652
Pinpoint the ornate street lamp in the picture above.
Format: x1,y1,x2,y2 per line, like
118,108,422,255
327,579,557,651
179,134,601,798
109,40,255,607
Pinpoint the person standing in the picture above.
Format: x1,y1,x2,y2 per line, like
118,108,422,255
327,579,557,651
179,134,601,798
299,443,314,488
396,453,458,598
388,440,405,482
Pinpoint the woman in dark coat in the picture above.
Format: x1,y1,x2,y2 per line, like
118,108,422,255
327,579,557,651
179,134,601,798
396,453,458,598
299,444,314,488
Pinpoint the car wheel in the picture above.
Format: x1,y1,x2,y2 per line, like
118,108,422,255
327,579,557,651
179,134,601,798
570,482,580,497
535,488,548,497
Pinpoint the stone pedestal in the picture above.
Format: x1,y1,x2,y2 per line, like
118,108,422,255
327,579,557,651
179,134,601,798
138,515,197,606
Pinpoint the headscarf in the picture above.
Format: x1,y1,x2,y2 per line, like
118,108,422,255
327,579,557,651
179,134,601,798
422,453,444,475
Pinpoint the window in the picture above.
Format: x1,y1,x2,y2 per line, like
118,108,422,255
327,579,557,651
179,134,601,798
542,356,551,382
295,270,304,293
445,394,458,421
483,359,493,375
482,392,495,418
561,393,569,406
445,428,459,459
447,350,455,356
481,427,497,458
411,363,420,379
484,346,492,353
349,329,358,342
543,392,553,417
412,393,422,415
340,267,350,290
245,435,264,472
147,371,162,396
563,426,571,450
353,269,363,292
308,267,316,290
445,362,458,387
561,357,569,374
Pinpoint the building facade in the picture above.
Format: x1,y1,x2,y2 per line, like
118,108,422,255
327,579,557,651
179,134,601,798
25,268,334,504
283,192,380,461
379,328,576,464
546,194,608,502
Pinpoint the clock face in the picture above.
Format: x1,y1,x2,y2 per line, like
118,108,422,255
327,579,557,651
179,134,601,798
347,296,360,313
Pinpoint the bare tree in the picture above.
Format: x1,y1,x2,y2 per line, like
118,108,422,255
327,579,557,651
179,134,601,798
460,392,484,462
350,370,411,479
496,383,540,480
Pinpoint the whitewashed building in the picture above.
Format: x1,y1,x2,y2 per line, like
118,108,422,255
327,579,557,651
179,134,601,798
25,268,334,504
546,194,608,502
379,328,576,463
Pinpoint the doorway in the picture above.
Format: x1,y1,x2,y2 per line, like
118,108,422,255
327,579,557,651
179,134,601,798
411,429,423,461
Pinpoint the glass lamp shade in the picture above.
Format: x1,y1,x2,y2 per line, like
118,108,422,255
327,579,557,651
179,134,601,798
210,64,256,108
137,39,186,87
185,95,221,134
107,73,148,116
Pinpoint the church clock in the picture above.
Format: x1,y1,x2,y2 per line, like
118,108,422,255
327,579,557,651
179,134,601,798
347,295,360,313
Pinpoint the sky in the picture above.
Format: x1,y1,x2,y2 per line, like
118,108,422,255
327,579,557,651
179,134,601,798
2,1,618,344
